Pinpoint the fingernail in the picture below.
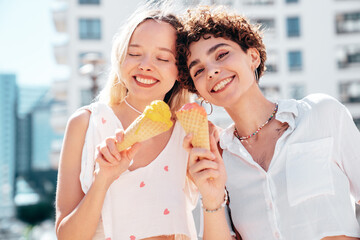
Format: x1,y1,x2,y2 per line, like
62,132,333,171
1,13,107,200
116,154,121,161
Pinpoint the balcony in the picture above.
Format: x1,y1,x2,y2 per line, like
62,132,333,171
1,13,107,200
50,103,68,134
51,0,68,33
53,42,68,65
51,80,68,101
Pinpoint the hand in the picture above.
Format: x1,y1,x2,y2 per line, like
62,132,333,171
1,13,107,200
208,121,222,143
95,129,141,186
183,133,227,210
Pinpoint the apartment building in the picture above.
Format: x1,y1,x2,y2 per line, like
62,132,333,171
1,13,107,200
51,0,360,149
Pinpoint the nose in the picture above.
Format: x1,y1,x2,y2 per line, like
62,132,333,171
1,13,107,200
138,56,153,71
207,68,220,79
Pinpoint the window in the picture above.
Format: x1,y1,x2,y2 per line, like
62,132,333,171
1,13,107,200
354,118,360,130
253,18,276,33
79,18,101,40
79,0,100,4
260,86,281,101
288,50,302,71
81,89,93,105
79,52,103,67
336,12,360,34
289,84,306,99
265,51,278,73
243,0,274,5
339,81,360,103
287,17,300,37
337,45,360,69
286,0,298,3
183,0,200,5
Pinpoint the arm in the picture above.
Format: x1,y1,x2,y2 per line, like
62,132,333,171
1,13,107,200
55,110,140,239
184,134,234,240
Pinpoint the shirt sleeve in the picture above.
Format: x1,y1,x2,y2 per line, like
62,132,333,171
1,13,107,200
338,105,360,203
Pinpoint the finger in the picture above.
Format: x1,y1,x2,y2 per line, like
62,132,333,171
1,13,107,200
106,137,121,161
188,148,215,168
209,134,221,159
189,159,218,175
125,142,141,160
192,169,220,183
100,144,119,164
183,133,193,152
115,129,124,143
95,152,109,166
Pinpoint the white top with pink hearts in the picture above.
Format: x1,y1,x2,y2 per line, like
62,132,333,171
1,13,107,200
80,102,198,240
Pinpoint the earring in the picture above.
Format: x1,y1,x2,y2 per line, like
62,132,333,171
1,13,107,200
200,99,213,115
254,68,259,82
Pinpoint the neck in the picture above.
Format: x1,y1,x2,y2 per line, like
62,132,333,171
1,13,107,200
123,94,169,114
224,85,275,138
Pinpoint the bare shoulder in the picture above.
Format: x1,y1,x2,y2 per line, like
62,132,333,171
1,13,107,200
59,109,92,167
66,109,91,133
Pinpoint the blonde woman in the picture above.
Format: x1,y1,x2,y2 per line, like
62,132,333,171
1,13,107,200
55,7,198,240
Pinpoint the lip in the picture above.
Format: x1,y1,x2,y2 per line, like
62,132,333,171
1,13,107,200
133,75,159,87
211,75,235,93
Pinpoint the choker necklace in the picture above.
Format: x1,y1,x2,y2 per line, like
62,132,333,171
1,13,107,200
234,103,278,141
124,97,142,115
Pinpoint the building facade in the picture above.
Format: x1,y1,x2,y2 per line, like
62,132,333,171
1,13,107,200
0,74,17,219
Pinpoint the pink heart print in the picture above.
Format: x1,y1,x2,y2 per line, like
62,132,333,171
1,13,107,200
164,166,169,172
130,236,136,240
102,117,106,124
163,208,170,215
140,181,145,188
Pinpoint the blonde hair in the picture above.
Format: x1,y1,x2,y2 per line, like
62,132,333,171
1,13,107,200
99,4,190,114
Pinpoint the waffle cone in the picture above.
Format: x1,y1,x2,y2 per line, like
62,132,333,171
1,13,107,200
176,109,210,150
116,116,171,151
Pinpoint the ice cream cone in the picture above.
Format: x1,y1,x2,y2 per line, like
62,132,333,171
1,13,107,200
176,102,210,150
116,100,173,151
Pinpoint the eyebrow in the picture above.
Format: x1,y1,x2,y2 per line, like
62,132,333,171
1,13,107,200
188,43,230,72
129,44,175,57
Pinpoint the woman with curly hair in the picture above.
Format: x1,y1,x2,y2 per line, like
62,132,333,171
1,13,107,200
177,5,360,240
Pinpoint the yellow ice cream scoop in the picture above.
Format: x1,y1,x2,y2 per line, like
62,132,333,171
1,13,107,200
142,100,173,129
116,100,173,152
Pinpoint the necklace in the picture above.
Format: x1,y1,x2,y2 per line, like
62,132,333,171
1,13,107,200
124,97,142,115
234,103,278,141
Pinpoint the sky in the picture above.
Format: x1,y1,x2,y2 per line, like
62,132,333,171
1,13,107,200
0,0,57,86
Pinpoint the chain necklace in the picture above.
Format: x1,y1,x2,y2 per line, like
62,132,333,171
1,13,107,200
234,103,278,141
124,97,142,115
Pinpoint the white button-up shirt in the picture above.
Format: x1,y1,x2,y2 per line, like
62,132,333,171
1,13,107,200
220,94,360,240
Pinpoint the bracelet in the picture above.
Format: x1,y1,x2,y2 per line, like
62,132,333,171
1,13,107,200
201,189,228,213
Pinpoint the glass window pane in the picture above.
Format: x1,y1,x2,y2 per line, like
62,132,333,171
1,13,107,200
79,0,100,4
79,18,101,40
288,51,302,71
287,17,300,37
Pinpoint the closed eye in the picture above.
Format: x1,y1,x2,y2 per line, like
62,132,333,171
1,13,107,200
216,51,229,60
157,58,169,62
194,68,204,77
129,53,140,57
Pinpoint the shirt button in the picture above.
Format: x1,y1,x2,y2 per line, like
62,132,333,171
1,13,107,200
274,231,280,239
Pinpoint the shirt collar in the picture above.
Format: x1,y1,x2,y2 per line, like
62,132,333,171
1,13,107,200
220,98,299,150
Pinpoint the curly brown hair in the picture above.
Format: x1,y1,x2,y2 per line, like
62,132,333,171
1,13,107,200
176,5,267,94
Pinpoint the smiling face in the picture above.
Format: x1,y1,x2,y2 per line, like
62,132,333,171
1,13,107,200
187,35,260,107
120,19,178,101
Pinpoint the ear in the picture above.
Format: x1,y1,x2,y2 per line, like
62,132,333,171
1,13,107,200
247,48,261,70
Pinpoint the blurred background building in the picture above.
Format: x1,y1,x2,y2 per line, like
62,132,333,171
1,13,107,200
0,0,359,238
